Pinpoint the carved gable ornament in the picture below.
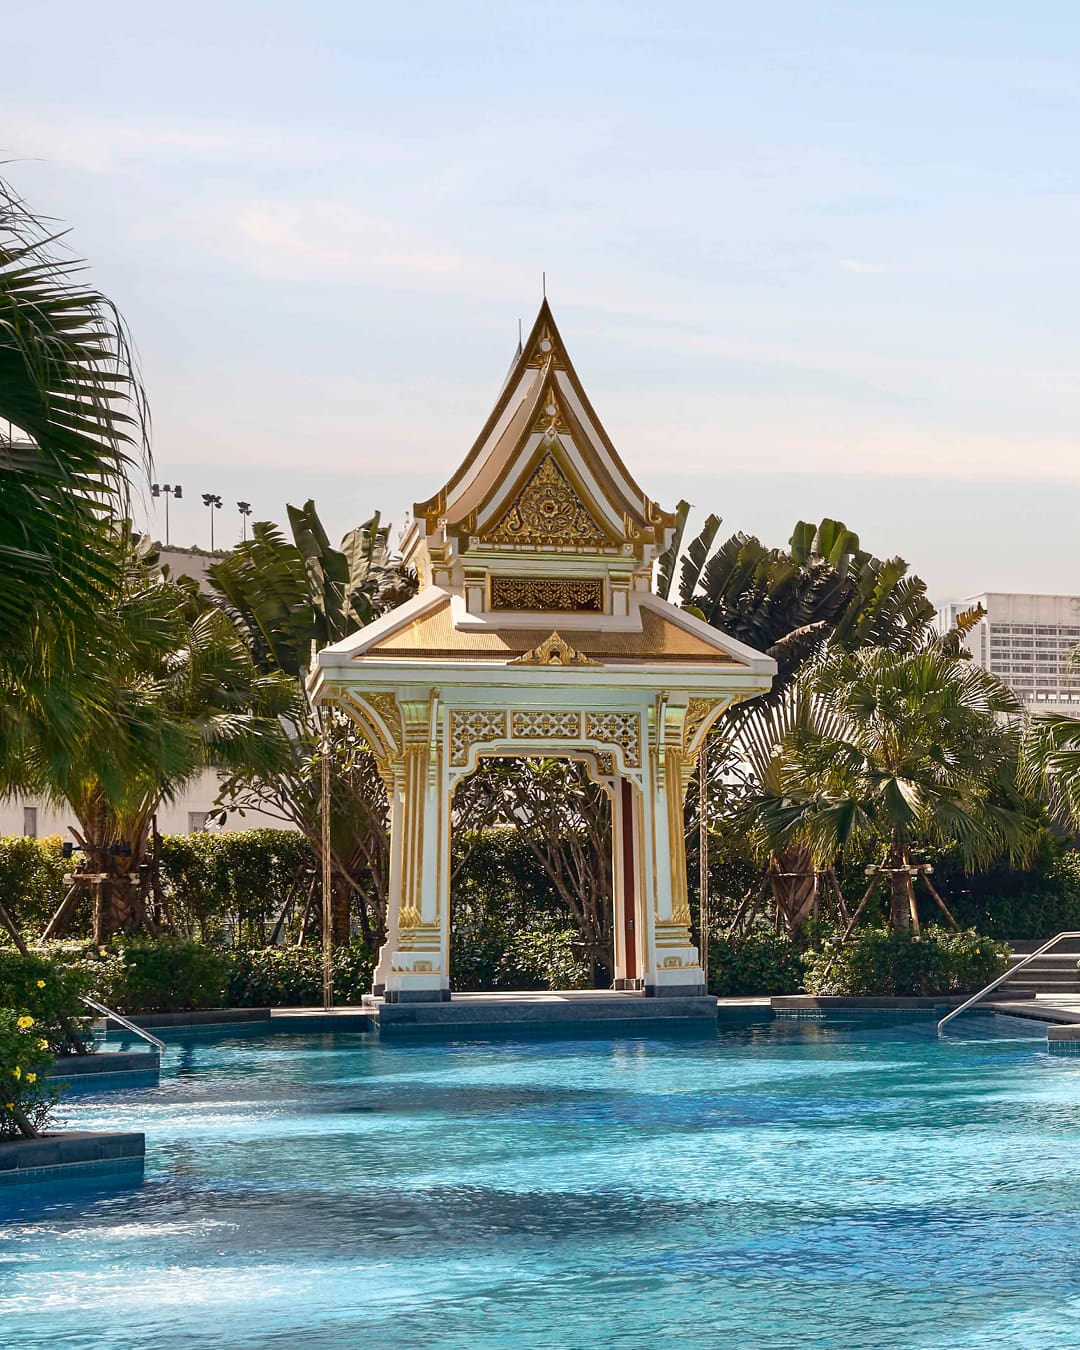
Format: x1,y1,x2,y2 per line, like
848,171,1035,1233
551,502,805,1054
484,452,610,548
509,631,601,667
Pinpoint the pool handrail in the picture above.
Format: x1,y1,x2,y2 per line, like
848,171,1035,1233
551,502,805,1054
937,930,1080,1034
80,994,166,1055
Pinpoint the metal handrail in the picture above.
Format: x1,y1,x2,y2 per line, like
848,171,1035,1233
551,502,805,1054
80,995,166,1055
937,930,1080,1034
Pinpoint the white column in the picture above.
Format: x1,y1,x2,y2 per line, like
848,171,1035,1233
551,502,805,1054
382,701,451,1002
646,741,705,997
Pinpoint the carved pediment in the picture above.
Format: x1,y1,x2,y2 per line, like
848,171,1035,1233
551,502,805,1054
483,452,610,548
509,631,601,667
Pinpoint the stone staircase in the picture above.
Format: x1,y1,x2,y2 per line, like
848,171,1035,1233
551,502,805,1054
1006,937,1080,997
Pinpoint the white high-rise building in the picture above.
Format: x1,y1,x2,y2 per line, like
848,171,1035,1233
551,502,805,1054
937,592,1080,715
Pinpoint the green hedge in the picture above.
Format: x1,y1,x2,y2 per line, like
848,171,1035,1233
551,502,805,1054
706,932,806,996
802,927,1010,997
227,942,374,1007
0,830,315,945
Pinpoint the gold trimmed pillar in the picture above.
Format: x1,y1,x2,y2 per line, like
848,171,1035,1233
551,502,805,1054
380,694,451,1003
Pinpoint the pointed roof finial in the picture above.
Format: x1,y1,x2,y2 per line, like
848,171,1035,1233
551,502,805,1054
542,270,546,299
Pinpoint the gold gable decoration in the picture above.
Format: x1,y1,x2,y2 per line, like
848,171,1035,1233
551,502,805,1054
483,453,610,548
509,631,601,667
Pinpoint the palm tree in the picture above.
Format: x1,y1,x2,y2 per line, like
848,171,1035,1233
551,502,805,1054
658,508,935,696
660,509,937,933
208,501,416,945
0,176,147,653
4,532,293,940
1022,714,1080,833
753,646,1039,930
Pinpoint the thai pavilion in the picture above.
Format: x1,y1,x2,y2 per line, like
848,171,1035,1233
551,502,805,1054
312,301,775,1002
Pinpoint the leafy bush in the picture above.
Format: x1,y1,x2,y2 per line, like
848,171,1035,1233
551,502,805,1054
0,949,92,1054
802,926,1009,997
227,941,374,1007
706,932,806,996
0,830,315,946
0,1008,58,1138
161,830,314,946
78,938,231,1014
0,836,70,934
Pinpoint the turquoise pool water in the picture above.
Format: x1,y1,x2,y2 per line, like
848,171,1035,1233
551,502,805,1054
2,1013,1080,1348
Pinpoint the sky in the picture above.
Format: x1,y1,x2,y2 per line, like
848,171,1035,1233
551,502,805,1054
4,0,1080,604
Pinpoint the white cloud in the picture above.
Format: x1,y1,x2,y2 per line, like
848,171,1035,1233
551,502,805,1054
0,109,408,173
839,259,899,274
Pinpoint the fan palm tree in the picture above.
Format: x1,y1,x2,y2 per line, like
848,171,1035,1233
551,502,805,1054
0,176,147,653
753,646,1039,930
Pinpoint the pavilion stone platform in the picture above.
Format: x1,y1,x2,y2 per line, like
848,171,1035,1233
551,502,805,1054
311,299,774,1008
370,989,719,1033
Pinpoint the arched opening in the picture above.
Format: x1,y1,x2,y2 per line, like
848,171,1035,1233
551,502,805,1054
449,755,615,990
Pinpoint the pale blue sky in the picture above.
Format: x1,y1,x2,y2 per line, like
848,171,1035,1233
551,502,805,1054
5,1,1080,601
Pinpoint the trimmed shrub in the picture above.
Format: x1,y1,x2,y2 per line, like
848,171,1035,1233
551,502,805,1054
0,1008,58,1138
802,926,1009,997
227,941,374,1007
0,836,70,935
80,938,231,1014
161,830,314,946
0,949,92,1054
706,932,806,996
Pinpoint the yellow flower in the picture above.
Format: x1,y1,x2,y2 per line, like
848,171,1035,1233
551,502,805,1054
37,1039,49,1051
25,1073,36,1084
11,1066,21,1080
35,979,45,988
16,1015,34,1030
3,1103,12,1111
99,948,107,958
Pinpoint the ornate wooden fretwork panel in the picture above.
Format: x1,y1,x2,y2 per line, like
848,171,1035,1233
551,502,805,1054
484,453,609,548
449,707,642,770
490,576,604,612
449,709,508,766
585,712,641,767
511,711,581,739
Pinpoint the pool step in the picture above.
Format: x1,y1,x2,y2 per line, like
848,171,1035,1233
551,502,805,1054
1006,942,1080,995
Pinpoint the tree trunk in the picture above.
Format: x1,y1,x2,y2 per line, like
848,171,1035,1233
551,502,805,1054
767,844,818,935
888,842,915,932
331,875,351,946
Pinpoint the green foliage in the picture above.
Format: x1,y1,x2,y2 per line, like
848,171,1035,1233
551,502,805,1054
450,827,593,990
0,1007,58,1138
226,941,374,1007
0,829,316,945
0,948,91,1054
802,926,1010,997
0,175,147,651
0,835,69,934
161,829,314,945
706,932,806,996
76,938,231,1015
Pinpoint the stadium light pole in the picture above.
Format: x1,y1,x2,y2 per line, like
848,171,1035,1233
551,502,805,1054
150,483,183,545
237,500,252,542
201,493,223,550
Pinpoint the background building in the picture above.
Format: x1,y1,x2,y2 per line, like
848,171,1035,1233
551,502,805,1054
937,592,1080,714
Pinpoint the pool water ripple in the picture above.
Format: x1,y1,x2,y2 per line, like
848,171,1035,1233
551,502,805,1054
2,1012,1080,1348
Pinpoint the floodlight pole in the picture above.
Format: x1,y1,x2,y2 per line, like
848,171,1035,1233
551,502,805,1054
201,493,223,550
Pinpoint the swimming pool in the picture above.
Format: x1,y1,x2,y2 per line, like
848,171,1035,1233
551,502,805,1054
2,1013,1079,1349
